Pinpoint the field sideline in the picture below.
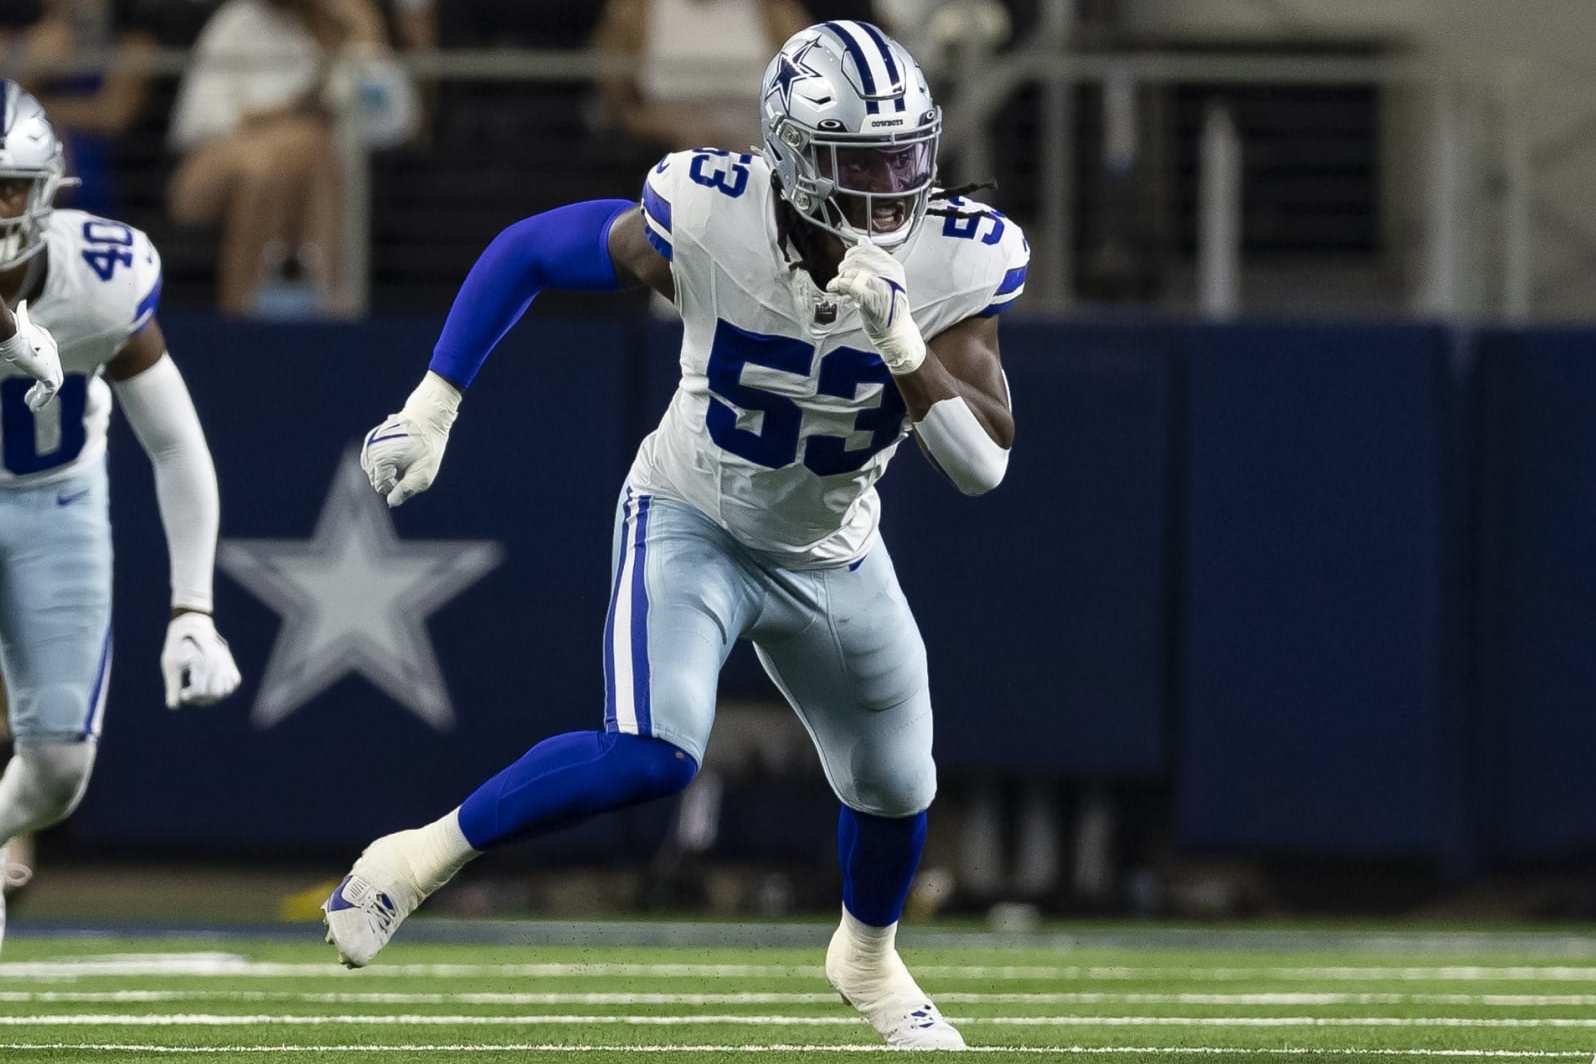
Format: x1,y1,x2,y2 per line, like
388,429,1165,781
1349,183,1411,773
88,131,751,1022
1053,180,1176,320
4,928,1596,1063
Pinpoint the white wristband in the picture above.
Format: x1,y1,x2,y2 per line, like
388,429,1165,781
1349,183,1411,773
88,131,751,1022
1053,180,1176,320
403,370,462,430
881,326,926,377
915,395,1009,496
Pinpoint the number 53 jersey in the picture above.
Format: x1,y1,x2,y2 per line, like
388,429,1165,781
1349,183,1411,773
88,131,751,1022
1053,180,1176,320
0,209,162,487
628,149,1028,567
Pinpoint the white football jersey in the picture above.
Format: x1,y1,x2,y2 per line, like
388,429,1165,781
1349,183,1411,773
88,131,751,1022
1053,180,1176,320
628,150,1028,566
0,208,161,487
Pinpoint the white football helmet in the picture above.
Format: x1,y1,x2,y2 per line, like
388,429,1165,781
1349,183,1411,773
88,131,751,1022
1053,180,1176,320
0,81,70,271
760,22,941,250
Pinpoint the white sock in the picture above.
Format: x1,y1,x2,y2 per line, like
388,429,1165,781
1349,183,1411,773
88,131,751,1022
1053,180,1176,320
839,905,898,958
406,809,479,895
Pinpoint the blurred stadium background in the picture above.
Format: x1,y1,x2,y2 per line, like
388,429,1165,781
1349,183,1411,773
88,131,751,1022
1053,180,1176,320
3,0,1596,974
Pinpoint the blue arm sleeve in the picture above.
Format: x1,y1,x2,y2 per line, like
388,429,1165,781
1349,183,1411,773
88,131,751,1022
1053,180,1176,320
428,198,636,389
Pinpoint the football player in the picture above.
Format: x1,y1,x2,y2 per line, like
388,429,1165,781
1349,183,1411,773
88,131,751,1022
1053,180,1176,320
327,23,1023,1049
0,82,243,953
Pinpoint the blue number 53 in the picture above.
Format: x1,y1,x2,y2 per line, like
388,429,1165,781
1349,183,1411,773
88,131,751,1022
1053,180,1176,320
688,150,751,199
704,320,906,476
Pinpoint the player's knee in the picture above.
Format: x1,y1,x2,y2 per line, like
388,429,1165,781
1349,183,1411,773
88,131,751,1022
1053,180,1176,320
845,769,937,819
839,750,937,818
835,709,938,817
606,733,698,803
13,740,96,825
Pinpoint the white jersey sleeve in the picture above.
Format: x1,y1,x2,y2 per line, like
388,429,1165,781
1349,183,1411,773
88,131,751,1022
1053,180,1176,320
640,148,765,316
43,209,163,363
85,214,163,346
904,196,1029,340
639,153,683,267
130,230,164,336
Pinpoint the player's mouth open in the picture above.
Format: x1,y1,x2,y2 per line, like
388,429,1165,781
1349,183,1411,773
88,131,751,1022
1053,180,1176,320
871,202,907,232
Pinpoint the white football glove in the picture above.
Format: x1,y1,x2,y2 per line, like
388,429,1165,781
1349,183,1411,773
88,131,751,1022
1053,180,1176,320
161,612,242,710
361,371,461,508
0,300,64,411
825,242,926,376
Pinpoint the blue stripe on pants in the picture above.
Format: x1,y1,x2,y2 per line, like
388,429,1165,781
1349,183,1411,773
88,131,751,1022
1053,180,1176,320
629,496,653,735
79,625,112,739
601,490,634,731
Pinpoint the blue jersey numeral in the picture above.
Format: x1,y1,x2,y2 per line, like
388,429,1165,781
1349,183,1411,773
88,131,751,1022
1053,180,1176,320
2,374,89,475
705,321,905,474
81,219,134,281
804,347,907,476
688,150,752,199
939,196,1006,245
705,322,810,468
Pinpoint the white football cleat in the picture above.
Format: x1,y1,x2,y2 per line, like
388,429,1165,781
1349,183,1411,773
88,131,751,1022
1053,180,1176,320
0,844,35,958
825,916,968,1051
321,831,430,968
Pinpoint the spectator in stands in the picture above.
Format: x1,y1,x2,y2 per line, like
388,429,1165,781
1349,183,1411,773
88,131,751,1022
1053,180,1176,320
384,0,436,144
595,0,810,155
166,0,396,316
0,0,156,217
387,0,433,51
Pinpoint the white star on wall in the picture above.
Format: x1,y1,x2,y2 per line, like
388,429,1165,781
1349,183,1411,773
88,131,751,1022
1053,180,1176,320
218,449,504,731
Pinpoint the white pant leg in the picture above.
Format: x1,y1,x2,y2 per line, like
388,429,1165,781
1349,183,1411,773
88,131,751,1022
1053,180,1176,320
0,460,113,744
602,488,762,764
752,545,936,818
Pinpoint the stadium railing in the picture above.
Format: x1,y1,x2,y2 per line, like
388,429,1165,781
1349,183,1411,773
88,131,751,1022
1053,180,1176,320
20,44,1589,321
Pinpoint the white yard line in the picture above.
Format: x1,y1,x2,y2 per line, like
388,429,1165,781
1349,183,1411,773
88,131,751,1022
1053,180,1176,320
0,960,825,980
10,1013,1596,1028
0,992,846,1005
10,957,1596,981
8,990,1596,1006
0,1043,1585,1058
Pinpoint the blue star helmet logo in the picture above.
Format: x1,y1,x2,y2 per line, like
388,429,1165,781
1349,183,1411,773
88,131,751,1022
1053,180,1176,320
767,40,824,111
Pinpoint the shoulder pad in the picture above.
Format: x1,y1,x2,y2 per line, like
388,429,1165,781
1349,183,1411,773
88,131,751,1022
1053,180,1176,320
641,149,767,263
933,196,1028,316
57,210,163,336
905,197,1029,333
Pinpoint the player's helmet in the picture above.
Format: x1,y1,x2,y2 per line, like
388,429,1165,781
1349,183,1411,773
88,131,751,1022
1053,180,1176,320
0,81,69,271
760,23,940,251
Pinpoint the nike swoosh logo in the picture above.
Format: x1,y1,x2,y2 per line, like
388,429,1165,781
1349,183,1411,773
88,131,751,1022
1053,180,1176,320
56,488,91,506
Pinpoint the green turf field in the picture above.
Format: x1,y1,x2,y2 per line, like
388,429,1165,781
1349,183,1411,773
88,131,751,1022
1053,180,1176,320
5,930,1596,1062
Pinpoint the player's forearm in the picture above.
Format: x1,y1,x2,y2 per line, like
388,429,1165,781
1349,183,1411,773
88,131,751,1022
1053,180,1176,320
896,360,1012,497
112,355,220,612
892,355,1009,439
428,199,635,389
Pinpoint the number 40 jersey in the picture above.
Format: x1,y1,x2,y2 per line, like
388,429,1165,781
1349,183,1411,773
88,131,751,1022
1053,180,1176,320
0,209,161,486
0,208,160,491
628,149,1029,567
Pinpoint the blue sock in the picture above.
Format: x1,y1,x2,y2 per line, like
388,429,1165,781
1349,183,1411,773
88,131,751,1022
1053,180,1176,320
457,731,697,850
838,806,928,927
